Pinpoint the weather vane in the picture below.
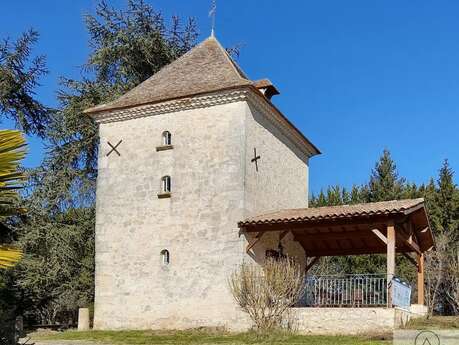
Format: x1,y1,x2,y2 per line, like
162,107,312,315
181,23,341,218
209,0,217,37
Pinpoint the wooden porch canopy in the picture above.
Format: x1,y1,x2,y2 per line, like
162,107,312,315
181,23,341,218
238,198,434,306
238,198,433,257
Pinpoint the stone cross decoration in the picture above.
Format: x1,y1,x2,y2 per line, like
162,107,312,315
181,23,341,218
251,148,261,172
106,140,122,157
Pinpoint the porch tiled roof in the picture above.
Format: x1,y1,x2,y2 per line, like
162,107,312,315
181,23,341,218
239,198,425,226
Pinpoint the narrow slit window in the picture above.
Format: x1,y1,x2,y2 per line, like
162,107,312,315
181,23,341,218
161,176,171,193
162,131,172,146
160,249,170,265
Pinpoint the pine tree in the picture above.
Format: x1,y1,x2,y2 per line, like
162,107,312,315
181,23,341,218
368,149,405,202
434,160,459,240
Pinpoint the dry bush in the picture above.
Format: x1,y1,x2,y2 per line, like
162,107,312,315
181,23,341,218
228,257,304,332
443,246,459,314
425,234,459,315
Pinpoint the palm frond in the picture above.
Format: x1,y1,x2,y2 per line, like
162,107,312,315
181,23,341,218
0,129,27,191
0,245,22,268
0,130,27,269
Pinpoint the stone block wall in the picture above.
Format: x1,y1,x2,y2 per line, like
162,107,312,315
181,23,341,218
93,93,312,330
294,307,412,335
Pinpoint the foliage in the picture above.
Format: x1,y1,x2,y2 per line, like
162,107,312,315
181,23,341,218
423,161,459,315
0,30,48,137
229,258,304,332
310,151,459,315
14,206,95,324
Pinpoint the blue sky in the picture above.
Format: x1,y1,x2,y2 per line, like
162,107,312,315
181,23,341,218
1,1,458,194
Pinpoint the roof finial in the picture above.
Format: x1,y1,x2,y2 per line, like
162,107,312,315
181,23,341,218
209,0,217,37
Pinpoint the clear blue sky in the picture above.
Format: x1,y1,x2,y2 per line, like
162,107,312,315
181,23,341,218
1,0,458,194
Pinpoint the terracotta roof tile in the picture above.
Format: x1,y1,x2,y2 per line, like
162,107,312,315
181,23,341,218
239,198,425,227
84,36,252,114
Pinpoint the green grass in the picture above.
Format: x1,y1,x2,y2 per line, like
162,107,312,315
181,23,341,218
404,316,459,330
31,329,390,345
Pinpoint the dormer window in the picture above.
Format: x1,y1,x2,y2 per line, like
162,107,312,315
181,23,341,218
156,131,173,151
162,131,172,145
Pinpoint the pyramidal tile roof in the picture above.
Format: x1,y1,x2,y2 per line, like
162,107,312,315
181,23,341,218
84,36,252,113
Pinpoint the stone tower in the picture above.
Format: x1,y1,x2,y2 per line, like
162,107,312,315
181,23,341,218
85,36,319,330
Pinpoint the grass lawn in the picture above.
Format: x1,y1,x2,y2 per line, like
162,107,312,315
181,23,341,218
404,316,459,330
31,329,391,345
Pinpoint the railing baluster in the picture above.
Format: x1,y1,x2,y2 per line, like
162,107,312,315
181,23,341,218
301,274,392,308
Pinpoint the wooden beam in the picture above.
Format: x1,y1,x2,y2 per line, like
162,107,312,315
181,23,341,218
298,245,387,257
241,216,400,233
294,229,384,242
246,232,266,253
279,230,289,241
305,256,320,273
396,230,421,255
371,228,388,244
417,253,425,305
402,252,418,269
387,221,396,308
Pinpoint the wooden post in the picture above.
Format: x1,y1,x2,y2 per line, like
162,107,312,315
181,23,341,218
387,221,396,308
417,253,425,305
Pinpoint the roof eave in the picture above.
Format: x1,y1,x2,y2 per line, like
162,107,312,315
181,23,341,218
83,83,252,116
248,85,321,156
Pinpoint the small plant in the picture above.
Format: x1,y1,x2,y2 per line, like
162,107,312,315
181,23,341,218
228,257,304,332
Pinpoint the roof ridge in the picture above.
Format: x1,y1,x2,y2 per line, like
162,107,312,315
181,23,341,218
208,36,250,81
309,198,425,210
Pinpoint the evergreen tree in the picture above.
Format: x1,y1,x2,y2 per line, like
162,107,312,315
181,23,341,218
0,30,49,137
367,149,405,202
433,160,459,240
425,160,459,314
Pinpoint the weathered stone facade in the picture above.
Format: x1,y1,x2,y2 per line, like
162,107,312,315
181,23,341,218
93,89,313,330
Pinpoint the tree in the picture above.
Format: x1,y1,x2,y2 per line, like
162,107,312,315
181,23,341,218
367,149,405,202
0,30,48,137
424,160,459,315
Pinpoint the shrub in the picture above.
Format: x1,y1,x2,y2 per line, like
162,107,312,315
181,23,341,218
228,257,304,332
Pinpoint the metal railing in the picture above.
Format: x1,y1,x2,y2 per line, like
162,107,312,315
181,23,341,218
299,274,387,307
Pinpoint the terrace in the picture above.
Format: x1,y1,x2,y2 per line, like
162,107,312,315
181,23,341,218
238,198,434,334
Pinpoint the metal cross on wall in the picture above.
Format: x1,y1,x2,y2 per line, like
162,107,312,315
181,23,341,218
251,148,261,172
106,140,122,157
